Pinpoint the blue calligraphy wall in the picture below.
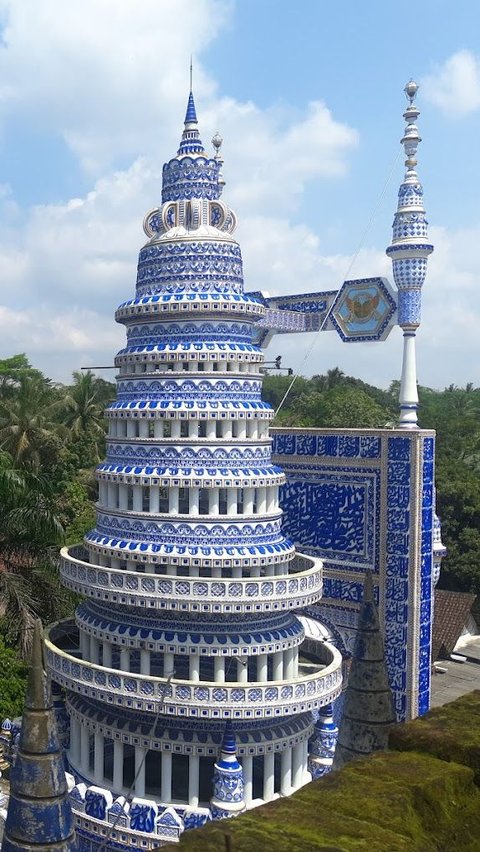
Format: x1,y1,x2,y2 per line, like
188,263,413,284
272,428,435,721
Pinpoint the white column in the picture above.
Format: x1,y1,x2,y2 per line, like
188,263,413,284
103,641,112,668
107,482,117,508
90,636,99,665
171,420,181,438
243,487,254,514
140,649,150,675
188,754,199,807
164,652,174,677
79,631,88,660
302,740,310,783
243,755,253,806
227,489,237,516
206,420,216,439
161,751,172,802
149,485,160,513
139,419,149,438
118,483,128,511
292,645,299,676
399,330,419,428
189,655,200,682
257,654,268,682
292,742,303,790
80,725,90,774
69,717,81,766
209,488,219,515
214,656,225,683
127,419,136,438
94,732,104,784
273,651,283,681
263,752,275,801
189,488,199,515
135,747,146,798
120,648,130,672
237,658,248,682
280,748,292,795
267,485,276,513
284,647,294,679
113,740,123,791
257,486,267,514
188,420,198,438
98,480,107,504
223,420,232,439
169,487,179,514
133,485,143,512
238,420,247,440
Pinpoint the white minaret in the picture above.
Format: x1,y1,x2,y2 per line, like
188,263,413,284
387,80,434,428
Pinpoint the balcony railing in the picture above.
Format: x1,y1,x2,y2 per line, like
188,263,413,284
60,546,323,614
45,624,342,720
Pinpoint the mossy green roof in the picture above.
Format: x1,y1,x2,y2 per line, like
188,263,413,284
165,692,480,852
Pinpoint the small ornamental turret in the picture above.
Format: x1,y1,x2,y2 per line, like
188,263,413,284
3,621,76,852
210,721,246,820
386,81,433,428
308,703,339,779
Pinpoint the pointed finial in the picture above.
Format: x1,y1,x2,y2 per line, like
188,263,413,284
212,131,223,157
404,79,418,104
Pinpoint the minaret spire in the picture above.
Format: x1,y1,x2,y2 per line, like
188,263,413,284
2,620,76,851
386,80,433,428
177,60,204,155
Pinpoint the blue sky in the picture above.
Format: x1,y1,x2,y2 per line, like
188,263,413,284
0,0,478,389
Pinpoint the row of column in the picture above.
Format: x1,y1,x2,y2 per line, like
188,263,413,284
98,482,279,516
69,718,309,806
107,416,269,440
89,547,290,578
79,631,300,681
117,359,260,376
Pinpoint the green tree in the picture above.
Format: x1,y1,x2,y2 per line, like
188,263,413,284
0,453,73,657
0,376,59,471
0,637,27,718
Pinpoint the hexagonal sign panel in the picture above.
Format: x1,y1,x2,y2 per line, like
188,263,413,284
330,277,397,342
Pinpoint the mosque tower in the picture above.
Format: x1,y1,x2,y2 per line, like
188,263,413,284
44,89,342,845
387,80,433,428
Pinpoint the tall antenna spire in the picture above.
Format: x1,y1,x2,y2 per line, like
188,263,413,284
189,54,193,93
386,80,433,428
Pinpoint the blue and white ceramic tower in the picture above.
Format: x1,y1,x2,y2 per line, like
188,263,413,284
45,89,342,848
387,80,434,428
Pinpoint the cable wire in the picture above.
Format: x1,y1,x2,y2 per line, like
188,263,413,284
272,146,402,422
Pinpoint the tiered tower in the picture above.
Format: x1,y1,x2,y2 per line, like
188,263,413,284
45,90,342,846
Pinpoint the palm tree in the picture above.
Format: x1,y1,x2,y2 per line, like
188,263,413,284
0,453,71,657
61,371,105,435
0,377,59,470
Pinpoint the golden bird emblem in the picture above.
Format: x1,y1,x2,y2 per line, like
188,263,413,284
345,290,380,321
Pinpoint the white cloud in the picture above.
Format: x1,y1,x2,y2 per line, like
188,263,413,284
422,49,480,117
0,1,475,393
0,0,231,174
